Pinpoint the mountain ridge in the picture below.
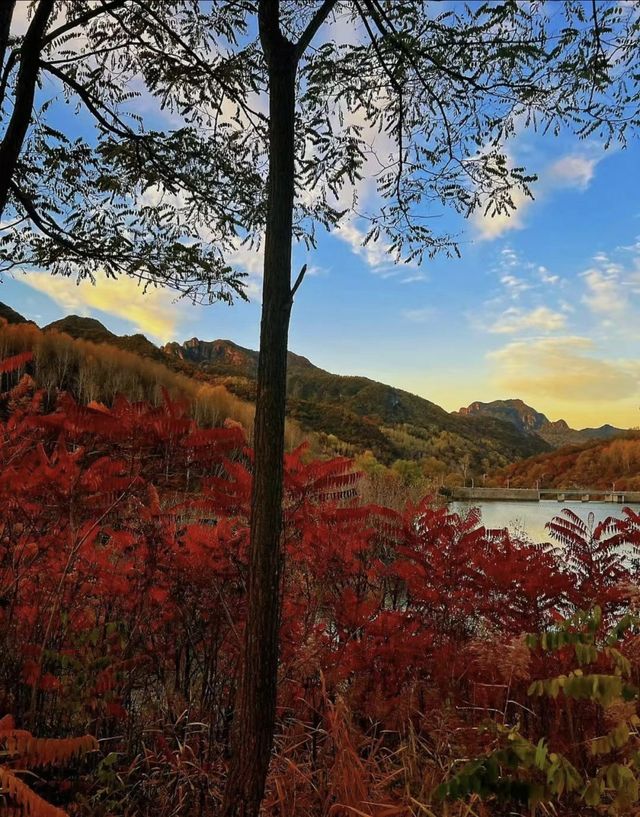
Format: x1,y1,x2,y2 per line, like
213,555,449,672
457,398,624,447
0,303,625,481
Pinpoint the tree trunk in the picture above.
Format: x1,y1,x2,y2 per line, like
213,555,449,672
221,20,297,817
0,0,55,220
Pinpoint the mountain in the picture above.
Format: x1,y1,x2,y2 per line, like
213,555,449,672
162,337,315,377
45,315,168,362
0,303,30,324
0,303,551,475
164,337,551,470
457,398,624,447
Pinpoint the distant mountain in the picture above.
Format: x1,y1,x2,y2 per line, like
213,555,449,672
164,338,551,469
44,315,167,362
457,398,624,447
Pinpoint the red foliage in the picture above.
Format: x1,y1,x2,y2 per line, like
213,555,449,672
2,365,640,815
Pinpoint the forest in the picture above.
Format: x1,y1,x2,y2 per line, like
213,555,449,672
494,436,640,492
0,314,550,497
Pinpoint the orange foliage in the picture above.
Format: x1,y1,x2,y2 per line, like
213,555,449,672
496,433,640,490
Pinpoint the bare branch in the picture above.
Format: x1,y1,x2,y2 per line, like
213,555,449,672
290,263,307,299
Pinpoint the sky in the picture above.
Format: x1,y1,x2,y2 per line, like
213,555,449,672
3,4,640,430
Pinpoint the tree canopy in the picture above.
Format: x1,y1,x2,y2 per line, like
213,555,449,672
1,1,638,295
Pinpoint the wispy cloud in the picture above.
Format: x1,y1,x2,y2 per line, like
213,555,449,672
495,246,562,300
402,307,435,323
537,265,560,285
548,154,598,190
473,148,604,241
490,306,566,335
581,266,624,318
579,242,640,329
335,219,417,278
500,273,533,296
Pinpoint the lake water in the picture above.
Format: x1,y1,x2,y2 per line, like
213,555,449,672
451,500,640,545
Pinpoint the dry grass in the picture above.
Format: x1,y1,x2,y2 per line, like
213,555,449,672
0,321,307,446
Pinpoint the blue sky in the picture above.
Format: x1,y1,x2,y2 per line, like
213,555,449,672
3,4,640,429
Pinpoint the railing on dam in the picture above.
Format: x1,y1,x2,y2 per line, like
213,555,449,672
446,487,640,503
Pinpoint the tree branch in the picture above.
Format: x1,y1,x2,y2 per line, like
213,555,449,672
290,263,307,299
41,0,127,47
9,181,92,258
130,0,268,127
40,59,131,138
295,0,338,59
0,0,16,88
0,0,56,219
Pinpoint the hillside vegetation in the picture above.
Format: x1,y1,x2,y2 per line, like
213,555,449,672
3,354,640,817
0,320,259,435
493,433,640,490
163,335,551,477
0,304,551,487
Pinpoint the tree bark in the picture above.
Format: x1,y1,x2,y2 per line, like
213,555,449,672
220,5,297,816
0,0,17,90
0,0,55,220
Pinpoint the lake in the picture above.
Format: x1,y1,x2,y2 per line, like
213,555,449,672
451,500,640,545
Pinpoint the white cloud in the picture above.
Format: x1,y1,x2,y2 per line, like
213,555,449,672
537,265,560,285
500,273,533,296
579,243,640,327
473,148,603,241
490,306,566,335
548,155,597,190
473,186,532,241
475,245,571,336
335,219,401,273
581,266,624,317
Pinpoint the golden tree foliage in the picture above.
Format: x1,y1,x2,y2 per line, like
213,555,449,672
496,434,640,490
0,321,312,449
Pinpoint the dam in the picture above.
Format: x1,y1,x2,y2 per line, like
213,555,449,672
447,487,640,503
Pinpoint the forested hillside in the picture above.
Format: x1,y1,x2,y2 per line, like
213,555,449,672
493,433,640,490
0,305,550,484
162,333,551,474
3,350,640,817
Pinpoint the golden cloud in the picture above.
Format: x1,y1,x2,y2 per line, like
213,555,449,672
490,306,566,335
489,336,639,404
472,186,532,241
20,273,184,343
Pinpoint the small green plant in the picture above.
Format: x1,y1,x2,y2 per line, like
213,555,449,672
438,607,640,813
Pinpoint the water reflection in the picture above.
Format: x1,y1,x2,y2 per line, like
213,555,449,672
451,500,640,545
